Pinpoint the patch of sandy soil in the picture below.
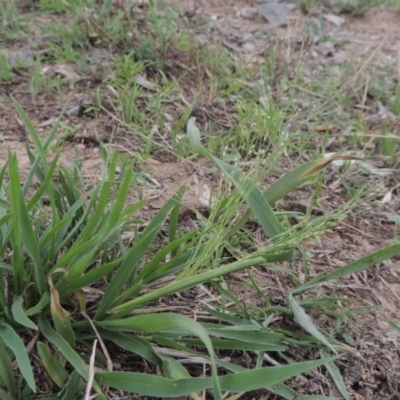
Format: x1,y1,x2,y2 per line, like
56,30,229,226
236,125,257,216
1,0,400,398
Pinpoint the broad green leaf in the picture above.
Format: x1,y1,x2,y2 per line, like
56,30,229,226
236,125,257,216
0,323,36,392
11,296,37,330
37,342,68,389
288,293,337,354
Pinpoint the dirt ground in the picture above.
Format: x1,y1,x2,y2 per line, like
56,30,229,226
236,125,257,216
2,0,400,399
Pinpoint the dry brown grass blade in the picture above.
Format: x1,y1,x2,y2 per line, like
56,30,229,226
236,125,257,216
303,155,364,178
84,339,97,400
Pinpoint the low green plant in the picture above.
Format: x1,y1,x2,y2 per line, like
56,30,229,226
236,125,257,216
1,101,399,398
0,100,327,398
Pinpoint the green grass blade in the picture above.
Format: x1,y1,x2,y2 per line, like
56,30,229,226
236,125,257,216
205,328,282,344
11,296,37,330
12,95,69,195
294,242,400,295
320,349,349,400
96,187,186,320
163,357,202,400
57,242,102,290
8,153,24,295
0,339,16,399
142,246,197,284
0,323,36,392
12,97,47,171
26,154,59,211
37,342,69,389
110,256,266,318
288,293,337,354
96,371,209,396
107,162,133,230
96,313,222,399
25,292,50,316
180,338,284,352
134,231,197,283
97,357,338,395
75,153,118,245
168,198,181,257
39,215,75,255
187,118,287,243
40,317,88,376
0,388,13,400
51,235,100,275
226,156,362,239
201,307,255,326
98,329,163,366
151,336,298,399
384,317,400,335
62,258,123,294
9,153,46,295
39,318,104,396
61,371,83,400
218,357,338,392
